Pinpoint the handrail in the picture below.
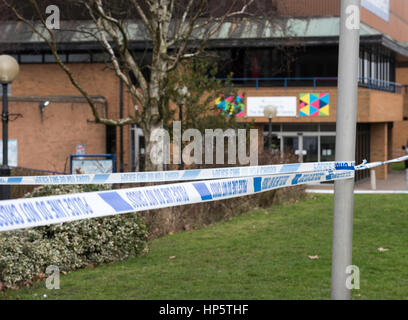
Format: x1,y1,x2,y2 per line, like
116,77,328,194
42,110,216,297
215,76,404,93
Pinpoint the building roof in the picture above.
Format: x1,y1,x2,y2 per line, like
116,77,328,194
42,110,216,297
1,16,408,57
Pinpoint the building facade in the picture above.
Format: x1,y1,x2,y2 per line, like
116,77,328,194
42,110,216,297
0,0,407,179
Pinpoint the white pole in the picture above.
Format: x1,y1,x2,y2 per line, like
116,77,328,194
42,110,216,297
405,168,408,191
370,170,376,190
331,0,361,300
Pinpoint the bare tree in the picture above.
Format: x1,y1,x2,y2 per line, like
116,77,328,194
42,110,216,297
2,0,292,171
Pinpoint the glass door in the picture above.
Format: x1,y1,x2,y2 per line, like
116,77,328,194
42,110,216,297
283,135,319,162
283,136,299,159
302,136,319,162
320,136,336,162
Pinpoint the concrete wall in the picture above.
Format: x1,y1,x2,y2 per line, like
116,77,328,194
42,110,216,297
367,90,404,122
280,0,408,42
361,0,408,42
8,63,135,172
370,123,389,179
0,100,106,173
392,120,408,157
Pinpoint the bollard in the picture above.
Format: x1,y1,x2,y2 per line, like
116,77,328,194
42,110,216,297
370,170,376,190
406,169,408,191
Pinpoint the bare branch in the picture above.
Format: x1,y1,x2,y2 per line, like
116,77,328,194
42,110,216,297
3,0,141,127
129,0,154,35
84,1,149,105
167,0,255,72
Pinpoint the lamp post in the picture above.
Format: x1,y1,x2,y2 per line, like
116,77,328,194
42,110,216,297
0,55,20,200
263,105,277,151
331,0,360,300
176,86,190,170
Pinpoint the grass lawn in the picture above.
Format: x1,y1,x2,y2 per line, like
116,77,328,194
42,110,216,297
1,194,408,300
392,162,406,171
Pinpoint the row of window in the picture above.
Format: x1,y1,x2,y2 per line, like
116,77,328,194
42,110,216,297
213,46,397,92
8,45,398,93
358,46,395,90
9,52,110,64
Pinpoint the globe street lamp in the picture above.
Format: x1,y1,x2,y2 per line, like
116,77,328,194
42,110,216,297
263,105,277,151
0,55,20,200
176,86,190,170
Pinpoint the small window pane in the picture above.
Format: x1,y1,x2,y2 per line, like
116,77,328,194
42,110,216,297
68,53,91,63
44,54,67,63
92,52,110,62
320,124,336,132
20,54,42,63
282,124,318,132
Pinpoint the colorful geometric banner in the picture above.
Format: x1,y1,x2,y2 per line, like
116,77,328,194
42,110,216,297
299,93,329,117
215,94,245,117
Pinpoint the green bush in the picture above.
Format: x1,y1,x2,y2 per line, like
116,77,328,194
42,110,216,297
0,184,148,288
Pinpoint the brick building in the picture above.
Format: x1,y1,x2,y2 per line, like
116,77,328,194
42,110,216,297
0,0,408,180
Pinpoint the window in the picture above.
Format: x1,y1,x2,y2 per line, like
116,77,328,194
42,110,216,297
359,46,395,91
92,52,110,63
44,54,67,63
68,53,91,63
20,54,42,63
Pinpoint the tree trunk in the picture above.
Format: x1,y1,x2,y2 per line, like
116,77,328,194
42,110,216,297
142,120,165,172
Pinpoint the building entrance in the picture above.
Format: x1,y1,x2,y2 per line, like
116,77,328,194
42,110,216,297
264,123,336,163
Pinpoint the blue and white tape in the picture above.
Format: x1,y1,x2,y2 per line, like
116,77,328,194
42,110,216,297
0,169,354,232
1,154,407,233
0,161,355,185
355,155,408,170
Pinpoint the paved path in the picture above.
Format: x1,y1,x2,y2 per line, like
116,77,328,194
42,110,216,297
307,170,408,192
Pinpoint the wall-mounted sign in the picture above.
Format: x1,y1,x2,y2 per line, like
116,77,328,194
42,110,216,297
76,144,85,155
362,0,389,22
70,154,115,174
299,93,330,117
215,94,245,117
71,159,114,174
0,139,17,166
246,97,297,117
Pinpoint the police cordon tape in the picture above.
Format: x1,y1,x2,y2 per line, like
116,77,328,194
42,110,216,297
0,161,355,185
354,154,408,170
2,154,407,186
1,155,408,233
0,169,354,232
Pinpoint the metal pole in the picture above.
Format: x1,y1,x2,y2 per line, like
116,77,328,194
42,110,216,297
119,78,124,172
179,103,184,170
268,118,272,151
2,83,8,167
331,0,361,300
405,146,408,190
0,83,10,200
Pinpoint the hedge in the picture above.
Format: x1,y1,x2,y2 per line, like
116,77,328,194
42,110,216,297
0,184,148,288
